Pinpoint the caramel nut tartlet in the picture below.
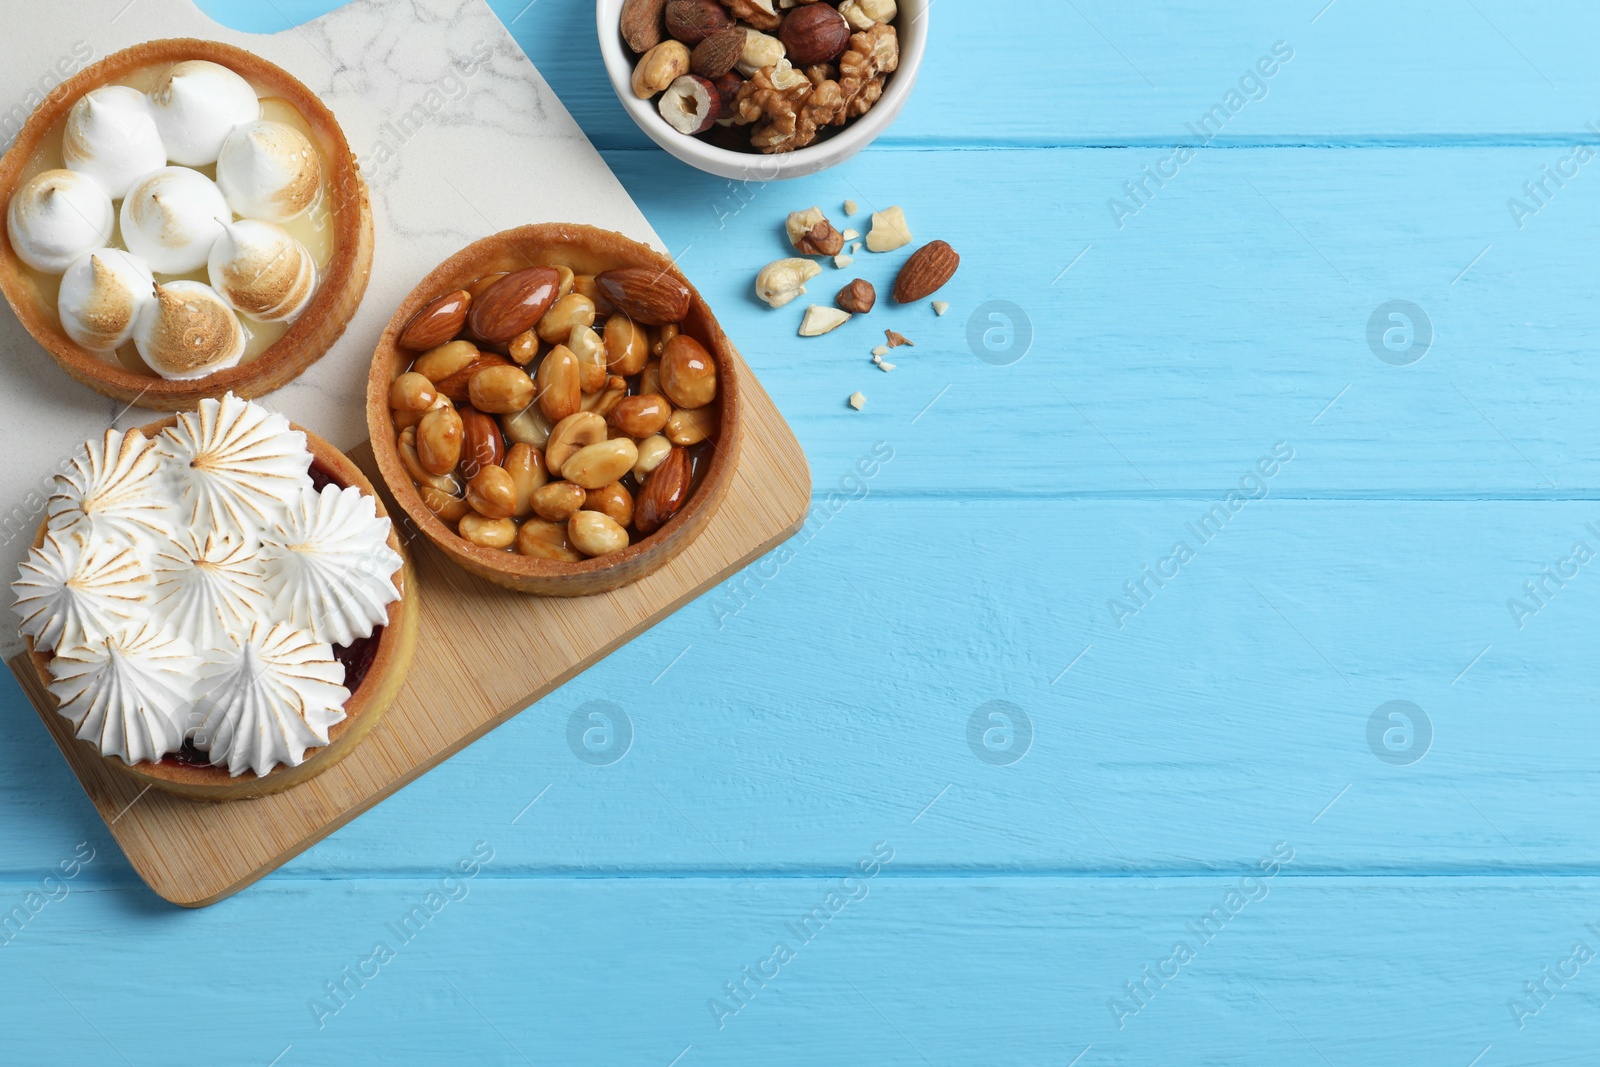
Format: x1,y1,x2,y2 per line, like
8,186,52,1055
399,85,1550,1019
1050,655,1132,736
0,38,373,410
369,224,744,596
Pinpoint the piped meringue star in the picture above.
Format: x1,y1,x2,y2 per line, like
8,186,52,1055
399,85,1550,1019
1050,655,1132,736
156,392,313,537
190,621,348,777
151,530,269,651
259,484,401,646
46,428,169,548
47,621,197,765
12,532,149,653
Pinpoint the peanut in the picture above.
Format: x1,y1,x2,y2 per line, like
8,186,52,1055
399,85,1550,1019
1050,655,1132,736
659,334,717,409
569,510,630,557
469,364,537,415
632,434,673,479
418,484,470,522
665,405,716,446
582,375,629,418
412,339,479,383
604,312,649,376
390,371,438,412
536,293,597,345
500,404,553,449
553,265,576,298
504,443,548,517
531,480,586,522
459,513,516,549
537,344,581,422
417,404,464,474
398,426,462,494
608,394,672,438
569,324,608,393
509,329,541,366
652,322,681,359
586,481,635,528
562,438,639,490
517,518,583,562
545,411,608,474
466,465,518,519
638,358,664,399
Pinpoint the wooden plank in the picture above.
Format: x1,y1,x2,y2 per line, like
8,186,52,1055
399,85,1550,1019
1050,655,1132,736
1,874,1592,1064
5,356,809,907
8,497,1597,878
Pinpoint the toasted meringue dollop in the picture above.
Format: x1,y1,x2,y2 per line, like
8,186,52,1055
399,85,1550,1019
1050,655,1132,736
11,532,148,653
57,248,155,352
46,427,170,548
156,392,313,535
260,484,402,646
152,530,269,650
216,120,321,223
61,86,168,200
147,60,260,167
208,219,316,323
134,281,246,380
120,167,231,274
6,169,115,274
47,621,196,765
191,621,348,777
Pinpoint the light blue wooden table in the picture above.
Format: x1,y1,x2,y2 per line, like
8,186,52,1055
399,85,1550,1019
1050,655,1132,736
6,1,1599,1063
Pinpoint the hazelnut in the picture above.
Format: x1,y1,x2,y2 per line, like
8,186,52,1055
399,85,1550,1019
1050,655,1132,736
780,4,851,66
836,279,875,315
659,74,721,135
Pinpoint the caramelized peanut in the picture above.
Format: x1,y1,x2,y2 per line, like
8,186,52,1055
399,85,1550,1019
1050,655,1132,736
585,481,634,528
608,394,672,438
469,364,537,415
517,518,583,561
569,510,630,557
604,312,649,376
537,344,582,423
504,443,548,517
660,334,717,409
562,438,639,490
466,465,518,519
545,411,608,474
509,330,541,366
531,480,586,522
500,404,554,449
459,513,516,549
536,293,597,345
418,484,470,522
632,434,672,479
390,371,438,412
417,404,464,474
412,339,479,383
665,405,716,446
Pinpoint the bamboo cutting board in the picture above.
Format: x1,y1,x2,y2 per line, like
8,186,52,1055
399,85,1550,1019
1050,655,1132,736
1,0,812,905
8,389,808,906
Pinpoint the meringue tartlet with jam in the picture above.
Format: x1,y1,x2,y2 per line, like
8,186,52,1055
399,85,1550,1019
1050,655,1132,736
0,39,372,411
12,393,418,801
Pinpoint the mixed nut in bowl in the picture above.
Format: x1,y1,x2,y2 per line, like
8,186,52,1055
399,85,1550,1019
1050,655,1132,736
597,0,927,180
367,224,743,597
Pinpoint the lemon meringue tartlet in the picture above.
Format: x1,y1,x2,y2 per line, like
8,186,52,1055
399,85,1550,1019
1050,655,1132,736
0,39,372,411
14,394,418,801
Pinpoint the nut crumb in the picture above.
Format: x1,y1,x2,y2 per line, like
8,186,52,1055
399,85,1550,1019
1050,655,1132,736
842,228,859,241
866,205,912,252
834,254,854,269
885,329,913,348
800,304,851,336
848,391,866,410
871,344,889,357
844,199,859,215
850,241,861,255
932,300,950,316
871,352,881,364
878,361,895,372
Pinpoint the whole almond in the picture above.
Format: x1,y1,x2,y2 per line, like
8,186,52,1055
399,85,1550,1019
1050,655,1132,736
634,445,691,535
468,267,561,343
893,240,960,304
399,290,471,350
692,28,746,78
620,0,668,52
596,268,692,326
664,0,732,45
459,406,506,479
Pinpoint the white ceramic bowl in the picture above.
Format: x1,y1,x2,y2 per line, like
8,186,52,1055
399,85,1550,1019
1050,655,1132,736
596,0,927,181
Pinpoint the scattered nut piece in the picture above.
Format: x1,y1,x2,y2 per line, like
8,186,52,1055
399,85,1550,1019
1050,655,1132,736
786,206,845,256
878,360,895,372
885,329,913,348
932,300,950,316
844,199,859,215
800,304,851,336
841,228,859,241
755,257,822,308
849,241,861,255
871,352,881,364
871,344,889,357
836,278,876,314
833,254,854,269
848,391,866,410
865,205,912,252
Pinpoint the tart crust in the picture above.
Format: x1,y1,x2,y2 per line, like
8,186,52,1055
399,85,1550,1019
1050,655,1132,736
25,418,418,801
0,39,374,411
367,224,744,596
